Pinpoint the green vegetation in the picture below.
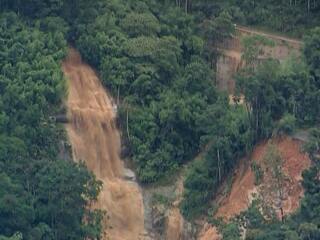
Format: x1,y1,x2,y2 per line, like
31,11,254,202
235,162,320,240
181,105,251,219
237,40,318,141
71,0,226,183
180,10,319,221
304,128,320,164
176,0,320,37
180,0,320,222
1,0,320,239
152,193,172,207
0,8,103,240
210,24,320,239
221,222,241,240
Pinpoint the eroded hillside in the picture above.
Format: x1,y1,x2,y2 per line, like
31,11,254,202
199,137,311,239
63,48,145,240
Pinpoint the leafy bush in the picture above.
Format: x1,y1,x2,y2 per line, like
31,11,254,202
273,113,296,136
221,223,241,240
125,36,159,57
121,13,160,37
180,160,216,219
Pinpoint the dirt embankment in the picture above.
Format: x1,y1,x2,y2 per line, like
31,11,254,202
216,25,302,93
216,137,311,219
199,137,311,239
143,172,197,240
198,223,221,240
63,48,145,240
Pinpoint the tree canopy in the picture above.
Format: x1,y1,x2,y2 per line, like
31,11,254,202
1,0,320,238
0,11,103,240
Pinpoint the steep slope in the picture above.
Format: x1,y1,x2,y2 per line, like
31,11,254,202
199,137,311,239
63,48,145,240
215,137,311,220
216,25,302,93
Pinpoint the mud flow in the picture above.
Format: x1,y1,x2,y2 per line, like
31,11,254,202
63,48,144,240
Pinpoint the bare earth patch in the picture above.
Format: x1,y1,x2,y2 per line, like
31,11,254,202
215,137,311,220
198,223,222,240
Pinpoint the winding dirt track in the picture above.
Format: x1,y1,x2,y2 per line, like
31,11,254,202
62,48,144,240
236,25,302,45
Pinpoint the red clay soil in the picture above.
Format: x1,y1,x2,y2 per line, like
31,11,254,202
215,136,311,220
198,223,222,240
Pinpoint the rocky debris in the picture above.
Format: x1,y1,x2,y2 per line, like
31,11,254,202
58,140,72,162
141,230,157,240
142,176,197,240
292,129,310,142
123,168,136,181
181,221,197,240
52,114,69,123
151,204,167,236
143,184,175,238
166,208,197,240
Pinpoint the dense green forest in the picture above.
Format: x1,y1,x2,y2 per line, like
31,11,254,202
0,5,103,240
72,0,221,183
1,0,320,239
172,0,320,37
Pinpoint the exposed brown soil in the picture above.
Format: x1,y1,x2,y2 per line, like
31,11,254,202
215,137,311,220
198,223,221,240
63,48,144,240
166,208,184,240
165,173,187,240
216,25,302,93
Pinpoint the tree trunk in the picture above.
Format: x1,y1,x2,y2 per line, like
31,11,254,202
117,85,120,106
185,0,188,13
126,108,130,140
217,148,221,181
